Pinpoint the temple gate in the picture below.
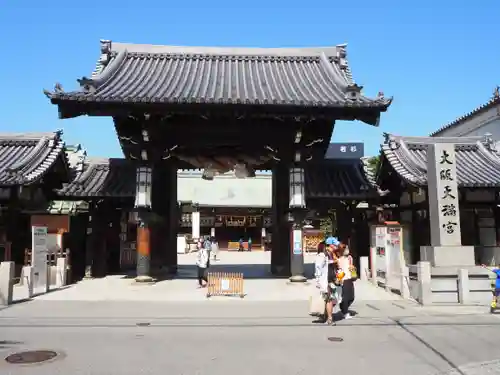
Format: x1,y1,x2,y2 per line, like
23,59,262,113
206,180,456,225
45,40,391,281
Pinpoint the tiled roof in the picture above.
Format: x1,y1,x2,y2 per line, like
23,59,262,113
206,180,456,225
305,161,377,199
430,92,500,136
0,131,68,186
46,200,89,215
360,157,377,187
379,134,500,187
57,158,376,202
57,158,135,198
44,40,391,123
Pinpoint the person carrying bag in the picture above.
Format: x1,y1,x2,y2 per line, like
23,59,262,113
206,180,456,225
339,243,356,319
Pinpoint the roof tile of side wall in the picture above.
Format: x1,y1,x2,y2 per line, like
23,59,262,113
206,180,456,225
305,161,377,199
57,158,135,198
379,134,500,187
44,40,391,124
57,159,377,202
430,95,500,136
0,131,68,186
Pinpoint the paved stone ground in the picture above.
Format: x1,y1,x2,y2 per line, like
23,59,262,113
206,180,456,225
13,252,399,302
1,300,500,375
6,251,498,374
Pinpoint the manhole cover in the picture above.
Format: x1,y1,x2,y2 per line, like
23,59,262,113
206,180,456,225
5,350,58,364
327,337,344,342
136,322,151,327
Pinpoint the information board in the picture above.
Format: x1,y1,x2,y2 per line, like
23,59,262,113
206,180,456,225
387,227,404,290
31,226,48,290
292,229,302,255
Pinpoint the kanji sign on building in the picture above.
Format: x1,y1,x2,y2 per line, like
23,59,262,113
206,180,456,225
427,143,461,246
324,143,364,159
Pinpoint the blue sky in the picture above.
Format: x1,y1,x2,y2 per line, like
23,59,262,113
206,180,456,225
0,0,498,157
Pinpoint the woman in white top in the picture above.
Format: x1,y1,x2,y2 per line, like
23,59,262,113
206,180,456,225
314,241,327,288
196,246,210,288
318,237,342,325
338,242,355,319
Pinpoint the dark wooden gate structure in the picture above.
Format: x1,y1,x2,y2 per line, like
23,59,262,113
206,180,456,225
45,40,391,281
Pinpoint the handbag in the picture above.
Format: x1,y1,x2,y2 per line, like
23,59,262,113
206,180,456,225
347,255,358,280
309,293,326,316
350,266,358,280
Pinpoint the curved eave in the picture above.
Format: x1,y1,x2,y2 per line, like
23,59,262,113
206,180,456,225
0,133,69,187
46,94,391,125
379,140,500,189
380,144,427,188
360,157,379,188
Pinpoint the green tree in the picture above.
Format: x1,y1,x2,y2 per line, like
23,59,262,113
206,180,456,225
366,155,381,174
319,209,336,236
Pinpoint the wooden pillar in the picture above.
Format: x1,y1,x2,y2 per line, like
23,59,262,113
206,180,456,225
95,203,115,277
5,187,22,266
271,163,291,276
84,202,102,278
136,216,152,282
151,162,178,275
410,192,419,263
494,189,500,246
354,210,370,266
165,164,178,274
271,169,280,274
70,213,89,282
134,164,153,282
85,202,110,278
84,215,94,279
336,204,352,244
151,165,166,271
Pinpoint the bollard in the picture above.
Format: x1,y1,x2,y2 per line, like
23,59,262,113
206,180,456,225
360,256,369,282
0,261,14,306
369,247,377,284
56,257,67,288
417,261,432,305
457,268,470,305
24,266,34,298
400,266,410,299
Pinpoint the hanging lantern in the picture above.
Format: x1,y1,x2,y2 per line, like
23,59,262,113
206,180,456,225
135,166,152,209
289,167,305,208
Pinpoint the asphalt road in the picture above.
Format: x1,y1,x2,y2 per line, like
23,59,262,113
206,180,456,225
1,300,500,375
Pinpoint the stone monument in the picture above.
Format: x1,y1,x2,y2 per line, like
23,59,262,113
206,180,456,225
420,143,475,266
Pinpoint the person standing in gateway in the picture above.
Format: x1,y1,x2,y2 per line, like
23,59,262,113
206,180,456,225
210,236,219,262
196,244,210,288
247,237,252,252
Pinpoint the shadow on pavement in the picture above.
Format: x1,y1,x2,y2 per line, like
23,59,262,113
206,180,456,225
10,285,75,307
115,262,315,280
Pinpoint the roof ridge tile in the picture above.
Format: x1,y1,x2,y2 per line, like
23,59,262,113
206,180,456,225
430,93,500,136
379,134,500,188
44,39,392,124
